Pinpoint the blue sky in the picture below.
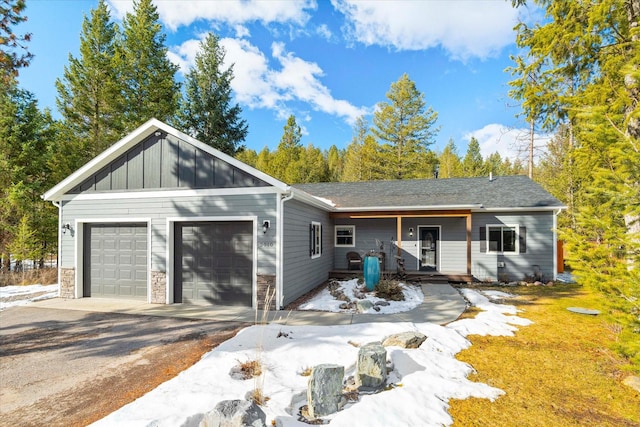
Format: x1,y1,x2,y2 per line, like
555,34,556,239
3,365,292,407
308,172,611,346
17,0,546,160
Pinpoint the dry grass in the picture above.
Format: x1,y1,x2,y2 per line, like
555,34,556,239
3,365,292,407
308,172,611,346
449,284,640,427
0,268,58,287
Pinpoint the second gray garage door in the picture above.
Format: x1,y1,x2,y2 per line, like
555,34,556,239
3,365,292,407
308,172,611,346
174,221,253,306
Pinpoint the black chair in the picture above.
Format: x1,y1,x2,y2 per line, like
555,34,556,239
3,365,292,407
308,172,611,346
346,251,362,270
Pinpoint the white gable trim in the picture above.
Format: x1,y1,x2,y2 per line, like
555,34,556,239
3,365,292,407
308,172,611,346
43,118,289,201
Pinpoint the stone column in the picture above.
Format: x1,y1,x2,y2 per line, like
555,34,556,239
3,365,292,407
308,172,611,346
59,268,75,299
256,274,276,310
150,271,167,304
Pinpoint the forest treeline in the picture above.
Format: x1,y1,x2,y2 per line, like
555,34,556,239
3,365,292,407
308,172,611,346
1,0,638,367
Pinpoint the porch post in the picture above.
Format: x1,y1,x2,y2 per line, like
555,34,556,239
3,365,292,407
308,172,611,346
396,216,403,257
466,213,472,276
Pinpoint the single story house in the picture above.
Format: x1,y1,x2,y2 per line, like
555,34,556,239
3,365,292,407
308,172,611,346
43,119,565,309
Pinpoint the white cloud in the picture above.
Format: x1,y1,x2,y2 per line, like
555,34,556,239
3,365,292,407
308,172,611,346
331,0,520,60
464,124,551,162
108,0,316,31
170,37,368,125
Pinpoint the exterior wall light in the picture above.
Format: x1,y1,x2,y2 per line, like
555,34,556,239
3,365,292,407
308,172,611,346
62,223,72,234
409,227,414,237
262,220,270,234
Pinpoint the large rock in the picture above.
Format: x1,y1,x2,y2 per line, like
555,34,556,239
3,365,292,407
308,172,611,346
199,399,266,427
356,299,374,313
382,331,427,349
307,364,345,419
355,341,387,390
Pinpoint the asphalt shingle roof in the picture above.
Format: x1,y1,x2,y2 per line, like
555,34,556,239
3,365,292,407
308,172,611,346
293,175,564,210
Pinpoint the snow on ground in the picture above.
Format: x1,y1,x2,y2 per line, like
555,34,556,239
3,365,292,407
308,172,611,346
88,284,532,427
298,278,423,314
0,284,58,311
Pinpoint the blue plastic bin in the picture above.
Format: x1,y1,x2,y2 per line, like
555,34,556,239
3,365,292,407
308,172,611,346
364,255,380,291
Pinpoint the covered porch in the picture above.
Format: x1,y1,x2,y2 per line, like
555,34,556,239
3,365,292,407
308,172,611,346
330,209,474,283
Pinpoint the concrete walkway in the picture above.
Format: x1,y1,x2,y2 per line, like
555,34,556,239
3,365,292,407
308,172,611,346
31,283,467,326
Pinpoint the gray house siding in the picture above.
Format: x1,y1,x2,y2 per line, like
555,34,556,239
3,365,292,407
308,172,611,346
472,211,555,282
59,193,279,292
282,199,334,306
60,193,278,272
401,217,467,274
333,217,467,274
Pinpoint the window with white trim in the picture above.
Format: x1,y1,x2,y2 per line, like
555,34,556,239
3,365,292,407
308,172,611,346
335,225,355,247
488,226,516,252
480,225,527,253
310,221,322,258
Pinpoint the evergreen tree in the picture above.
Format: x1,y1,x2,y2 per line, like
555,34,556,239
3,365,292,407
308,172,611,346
119,0,180,130
55,0,123,159
326,145,343,182
372,73,439,179
255,147,272,176
235,148,258,168
178,33,247,155
292,144,329,183
0,0,32,84
462,137,484,177
0,85,57,271
341,116,370,182
437,139,462,178
510,0,640,364
270,115,303,182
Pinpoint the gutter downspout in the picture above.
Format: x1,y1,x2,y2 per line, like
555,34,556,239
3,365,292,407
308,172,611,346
277,190,294,310
49,199,62,296
553,208,562,281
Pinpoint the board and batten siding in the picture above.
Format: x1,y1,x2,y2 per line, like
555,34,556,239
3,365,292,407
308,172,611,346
59,193,278,275
282,199,333,306
70,133,268,194
472,211,555,282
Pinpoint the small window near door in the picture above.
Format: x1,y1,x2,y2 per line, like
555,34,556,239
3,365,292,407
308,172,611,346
488,226,517,252
335,225,355,247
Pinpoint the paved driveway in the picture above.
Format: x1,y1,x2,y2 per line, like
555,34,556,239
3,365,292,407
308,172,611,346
0,306,246,426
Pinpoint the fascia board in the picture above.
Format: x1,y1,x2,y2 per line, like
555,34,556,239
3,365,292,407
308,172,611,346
333,204,483,212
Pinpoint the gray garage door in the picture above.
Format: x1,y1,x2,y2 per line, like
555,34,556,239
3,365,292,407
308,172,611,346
83,223,148,299
174,221,253,306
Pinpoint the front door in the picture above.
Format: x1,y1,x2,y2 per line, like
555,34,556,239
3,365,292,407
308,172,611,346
419,226,439,271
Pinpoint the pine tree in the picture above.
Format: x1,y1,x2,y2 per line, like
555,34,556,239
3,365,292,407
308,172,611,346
341,116,369,182
55,0,123,159
462,137,484,177
119,0,179,130
0,0,32,85
234,148,258,168
326,145,343,182
177,33,247,155
437,139,462,178
270,115,303,182
372,73,439,180
510,0,640,364
0,85,57,270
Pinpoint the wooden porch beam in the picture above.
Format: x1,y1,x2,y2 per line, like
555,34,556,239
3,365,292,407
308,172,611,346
330,209,472,219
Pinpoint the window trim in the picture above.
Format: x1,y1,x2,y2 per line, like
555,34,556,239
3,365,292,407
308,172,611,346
334,225,355,247
310,221,322,259
486,224,519,254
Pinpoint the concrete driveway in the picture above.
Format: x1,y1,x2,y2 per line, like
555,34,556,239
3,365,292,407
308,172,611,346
0,306,247,426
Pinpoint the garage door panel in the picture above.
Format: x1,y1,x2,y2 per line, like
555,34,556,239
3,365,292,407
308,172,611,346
84,223,148,299
175,221,253,306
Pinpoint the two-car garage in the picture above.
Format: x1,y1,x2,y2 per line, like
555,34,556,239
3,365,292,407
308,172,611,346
83,221,254,307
